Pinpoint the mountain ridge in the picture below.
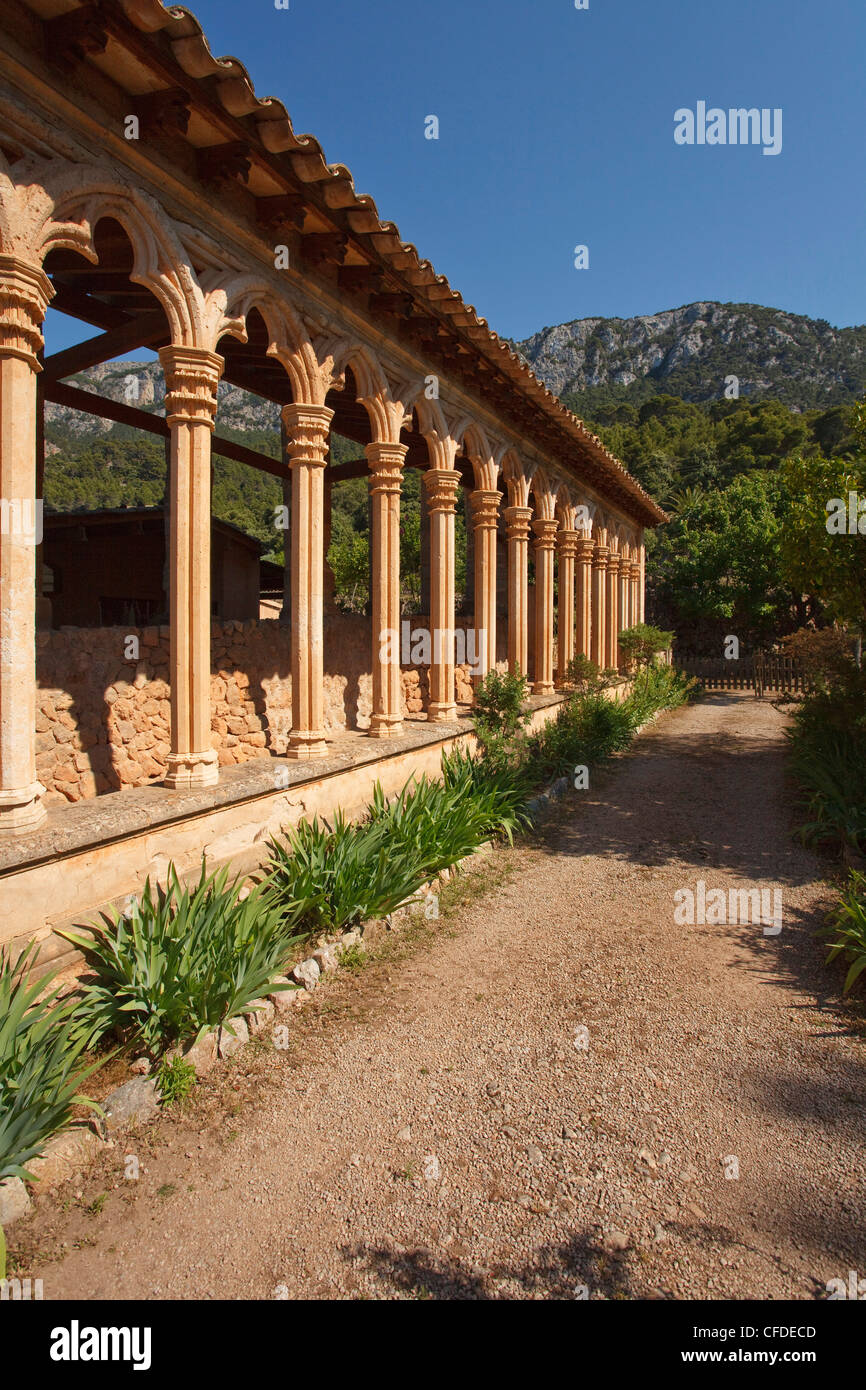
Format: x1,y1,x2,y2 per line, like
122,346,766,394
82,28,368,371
514,301,866,411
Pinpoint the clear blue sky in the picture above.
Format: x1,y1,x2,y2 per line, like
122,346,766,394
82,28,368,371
45,0,866,354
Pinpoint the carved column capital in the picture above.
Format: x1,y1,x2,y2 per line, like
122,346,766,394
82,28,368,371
0,255,53,369
423,468,461,514
159,345,224,430
531,517,558,551
630,560,642,581
281,402,334,466
592,543,610,570
366,440,407,495
576,535,596,564
556,527,580,560
607,552,622,574
504,505,533,541
471,488,501,532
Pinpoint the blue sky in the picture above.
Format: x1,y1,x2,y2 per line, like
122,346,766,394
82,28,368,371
45,0,866,354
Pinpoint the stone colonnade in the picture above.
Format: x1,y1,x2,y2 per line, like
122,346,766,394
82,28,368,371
0,209,645,835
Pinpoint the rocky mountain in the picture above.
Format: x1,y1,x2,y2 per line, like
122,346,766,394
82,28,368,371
515,302,866,410
47,360,279,438
47,301,866,446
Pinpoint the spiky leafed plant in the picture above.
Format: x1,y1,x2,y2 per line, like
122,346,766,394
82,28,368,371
61,863,302,1055
267,812,427,934
0,942,103,1182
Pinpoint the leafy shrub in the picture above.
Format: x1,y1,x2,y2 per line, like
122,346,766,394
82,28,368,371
61,865,302,1055
0,943,103,1182
563,654,602,691
527,691,634,781
780,627,858,688
267,812,426,934
526,664,692,782
472,668,532,766
786,667,866,853
626,663,695,728
822,872,866,993
618,623,674,671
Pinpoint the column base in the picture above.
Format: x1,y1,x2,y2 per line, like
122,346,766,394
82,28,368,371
427,702,458,723
0,781,47,835
286,732,328,760
532,681,555,695
164,750,219,790
368,714,404,738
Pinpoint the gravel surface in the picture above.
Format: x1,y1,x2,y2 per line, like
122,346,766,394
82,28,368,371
13,691,864,1301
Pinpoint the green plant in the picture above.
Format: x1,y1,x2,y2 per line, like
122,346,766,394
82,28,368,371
618,623,674,671
368,771,506,874
267,812,426,934
626,663,695,728
0,942,104,1182
156,1054,197,1106
471,667,532,766
61,865,303,1055
440,748,534,843
338,942,368,973
564,654,602,690
786,669,866,853
822,872,866,993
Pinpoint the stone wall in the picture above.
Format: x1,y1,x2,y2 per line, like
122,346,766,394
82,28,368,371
35,615,493,804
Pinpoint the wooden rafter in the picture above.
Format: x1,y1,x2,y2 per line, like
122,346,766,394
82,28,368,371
44,382,285,480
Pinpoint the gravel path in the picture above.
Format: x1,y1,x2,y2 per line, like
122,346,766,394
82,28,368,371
17,691,864,1301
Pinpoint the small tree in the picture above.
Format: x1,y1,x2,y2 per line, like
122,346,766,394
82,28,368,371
618,623,673,671
780,444,866,663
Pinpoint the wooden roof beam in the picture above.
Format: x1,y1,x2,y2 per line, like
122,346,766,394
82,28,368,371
43,382,285,480
42,311,170,381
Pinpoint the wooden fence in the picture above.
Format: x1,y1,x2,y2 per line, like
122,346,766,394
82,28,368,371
675,653,812,697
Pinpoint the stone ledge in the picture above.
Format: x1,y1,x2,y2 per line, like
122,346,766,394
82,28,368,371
0,694,565,876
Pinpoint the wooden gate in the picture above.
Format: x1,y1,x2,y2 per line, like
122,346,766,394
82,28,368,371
675,653,811,696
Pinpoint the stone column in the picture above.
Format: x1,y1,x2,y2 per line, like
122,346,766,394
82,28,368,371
462,487,474,614
159,344,223,789
278,415,292,626
575,535,594,660
471,488,500,681
504,505,532,677
638,541,646,623
424,468,461,722
0,256,52,834
556,528,579,685
591,543,608,669
419,476,431,616
620,557,631,637
531,518,557,693
367,441,407,736
630,561,641,629
281,402,333,760
606,552,621,671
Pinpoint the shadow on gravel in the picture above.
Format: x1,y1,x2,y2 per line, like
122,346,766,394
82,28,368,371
343,1231,660,1301
532,699,818,890
729,897,866,1039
